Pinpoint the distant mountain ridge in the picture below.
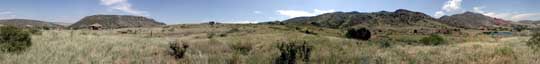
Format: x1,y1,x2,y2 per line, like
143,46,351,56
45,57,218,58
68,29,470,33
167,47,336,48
0,19,64,28
69,15,166,29
519,20,540,24
51,22,74,26
439,12,513,29
282,9,452,29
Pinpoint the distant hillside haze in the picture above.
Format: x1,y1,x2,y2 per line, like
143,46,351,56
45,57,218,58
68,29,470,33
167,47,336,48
0,19,64,28
519,20,540,24
439,12,513,29
51,22,74,26
282,9,452,29
69,15,166,29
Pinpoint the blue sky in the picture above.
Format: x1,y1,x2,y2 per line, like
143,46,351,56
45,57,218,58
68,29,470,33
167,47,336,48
0,0,538,24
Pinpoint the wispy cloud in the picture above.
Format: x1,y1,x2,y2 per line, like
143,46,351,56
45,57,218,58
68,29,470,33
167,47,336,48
0,11,12,15
473,6,540,21
253,11,262,14
277,9,335,18
0,10,15,19
435,0,463,17
99,0,148,16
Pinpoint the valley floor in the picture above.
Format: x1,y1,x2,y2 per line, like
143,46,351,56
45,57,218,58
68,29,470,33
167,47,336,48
1,26,539,64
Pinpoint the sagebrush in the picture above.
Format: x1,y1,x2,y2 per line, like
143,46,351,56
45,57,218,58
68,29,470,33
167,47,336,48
419,34,447,45
0,26,32,52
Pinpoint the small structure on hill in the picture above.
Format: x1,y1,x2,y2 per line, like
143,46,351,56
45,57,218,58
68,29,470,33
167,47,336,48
203,21,222,25
89,23,103,30
25,25,33,28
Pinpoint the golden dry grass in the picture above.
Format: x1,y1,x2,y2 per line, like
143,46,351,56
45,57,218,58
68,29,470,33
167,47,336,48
0,24,538,64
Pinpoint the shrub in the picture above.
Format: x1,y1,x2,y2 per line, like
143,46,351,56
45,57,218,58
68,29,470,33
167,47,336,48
275,41,313,64
527,33,540,50
345,28,371,40
26,28,42,35
512,25,527,32
419,34,447,45
230,42,252,55
495,47,514,56
302,30,317,35
169,40,189,59
0,26,32,52
207,32,217,38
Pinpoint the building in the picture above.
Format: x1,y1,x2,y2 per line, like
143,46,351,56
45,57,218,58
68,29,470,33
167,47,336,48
89,23,103,30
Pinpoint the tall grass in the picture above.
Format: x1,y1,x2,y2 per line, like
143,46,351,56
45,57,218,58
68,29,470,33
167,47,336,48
0,25,539,64
0,30,175,64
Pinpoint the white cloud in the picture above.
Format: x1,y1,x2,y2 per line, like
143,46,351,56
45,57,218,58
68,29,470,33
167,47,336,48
442,0,462,12
99,0,148,16
510,13,540,21
472,6,540,21
434,11,446,17
253,11,262,14
277,9,335,18
0,10,15,19
435,0,463,18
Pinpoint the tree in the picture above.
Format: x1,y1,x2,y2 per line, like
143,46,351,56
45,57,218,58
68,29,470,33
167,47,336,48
346,28,371,40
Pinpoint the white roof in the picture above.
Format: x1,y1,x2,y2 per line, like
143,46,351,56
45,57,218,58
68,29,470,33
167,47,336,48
90,23,102,26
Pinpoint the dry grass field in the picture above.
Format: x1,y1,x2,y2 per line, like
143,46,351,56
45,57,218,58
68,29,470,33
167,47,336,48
1,24,539,64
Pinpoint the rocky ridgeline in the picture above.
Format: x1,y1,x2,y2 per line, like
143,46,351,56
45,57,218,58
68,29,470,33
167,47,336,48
282,9,450,29
0,19,64,29
439,12,513,29
69,15,166,29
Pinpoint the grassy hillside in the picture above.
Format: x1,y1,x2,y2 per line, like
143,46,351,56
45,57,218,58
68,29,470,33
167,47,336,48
0,24,539,64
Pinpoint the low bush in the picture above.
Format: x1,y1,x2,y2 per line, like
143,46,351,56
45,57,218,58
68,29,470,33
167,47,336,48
495,47,514,56
169,40,189,59
275,41,313,64
230,42,252,55
0,26,32,52
419,34,447,45
345,28,371,40
26,28,42,35
527,33,540,50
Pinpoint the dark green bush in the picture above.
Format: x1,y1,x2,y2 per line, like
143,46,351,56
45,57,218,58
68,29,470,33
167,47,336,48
419,34,447,45
275,41,313,64
0,26,32,52
26,28,42,35
169,40,189,59
345,28,371,40
527,33,540,50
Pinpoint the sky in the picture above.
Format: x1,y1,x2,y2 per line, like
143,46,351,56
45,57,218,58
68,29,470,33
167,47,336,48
0,0,538,24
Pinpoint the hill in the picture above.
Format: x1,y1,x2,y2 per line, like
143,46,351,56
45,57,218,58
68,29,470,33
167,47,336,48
439,12,512,29
519,20,540,25
0,19,64,29
282,9,452,29
51,22,74,26
69,15,166,29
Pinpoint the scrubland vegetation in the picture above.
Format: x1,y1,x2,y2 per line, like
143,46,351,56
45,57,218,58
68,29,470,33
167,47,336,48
0,24,539,64
0,26,32,52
